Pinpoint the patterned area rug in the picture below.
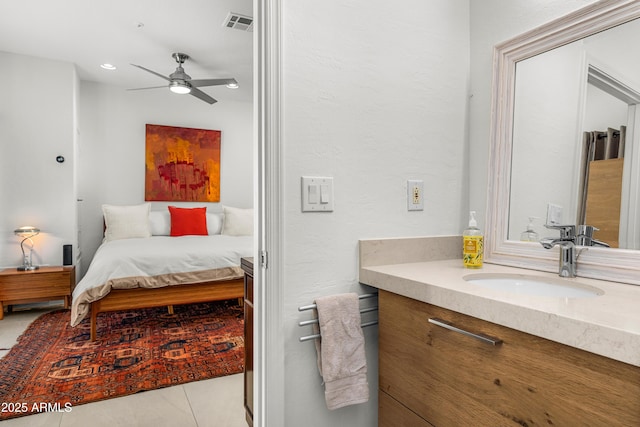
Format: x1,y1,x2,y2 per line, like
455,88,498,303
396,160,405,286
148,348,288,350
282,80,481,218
0,301,244,420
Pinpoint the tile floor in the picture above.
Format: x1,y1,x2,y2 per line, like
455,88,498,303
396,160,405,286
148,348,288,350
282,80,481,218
0,304,246,427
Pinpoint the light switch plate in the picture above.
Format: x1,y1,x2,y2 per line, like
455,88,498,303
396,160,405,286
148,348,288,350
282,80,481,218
302,176,334,212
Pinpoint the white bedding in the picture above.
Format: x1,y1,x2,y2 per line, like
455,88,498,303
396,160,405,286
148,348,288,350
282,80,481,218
71,235,253,326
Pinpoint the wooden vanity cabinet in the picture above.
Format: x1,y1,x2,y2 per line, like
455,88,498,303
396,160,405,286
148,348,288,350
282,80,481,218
378,290,640,427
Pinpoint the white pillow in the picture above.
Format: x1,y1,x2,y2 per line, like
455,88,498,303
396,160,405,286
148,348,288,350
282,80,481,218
149,210,171,236
221,206,253,236
102,203,151,241
207,212,223,235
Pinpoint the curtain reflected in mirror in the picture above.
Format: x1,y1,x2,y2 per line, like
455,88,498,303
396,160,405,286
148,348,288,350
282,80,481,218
578,127,625,248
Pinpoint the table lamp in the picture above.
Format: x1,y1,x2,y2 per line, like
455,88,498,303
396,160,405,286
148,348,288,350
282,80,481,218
14,226,40,271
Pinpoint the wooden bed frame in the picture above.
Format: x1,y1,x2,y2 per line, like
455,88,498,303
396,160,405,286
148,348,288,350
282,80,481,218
88,277,244,340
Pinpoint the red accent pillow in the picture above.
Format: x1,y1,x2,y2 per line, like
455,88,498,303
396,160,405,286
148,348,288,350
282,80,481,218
168,206,208,236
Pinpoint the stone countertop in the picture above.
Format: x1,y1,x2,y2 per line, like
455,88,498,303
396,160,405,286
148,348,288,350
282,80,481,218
360,257,640,367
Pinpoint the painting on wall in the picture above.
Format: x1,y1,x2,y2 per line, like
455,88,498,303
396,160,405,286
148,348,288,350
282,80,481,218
145,124,221,202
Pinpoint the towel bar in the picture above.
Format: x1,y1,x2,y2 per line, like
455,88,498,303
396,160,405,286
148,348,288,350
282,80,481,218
298,293,378,342
298,293,378,312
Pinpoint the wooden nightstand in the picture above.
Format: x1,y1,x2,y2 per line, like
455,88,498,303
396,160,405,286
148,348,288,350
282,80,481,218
0,266,75,319
240,257,254,427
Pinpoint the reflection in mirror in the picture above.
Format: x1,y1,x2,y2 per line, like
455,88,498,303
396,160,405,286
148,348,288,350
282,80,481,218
577,72,630,249
508,17,640,250
485,0,640,285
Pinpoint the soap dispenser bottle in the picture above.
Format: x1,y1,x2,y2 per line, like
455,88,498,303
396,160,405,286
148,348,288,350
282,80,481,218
463,211,483,269
520,216,539,242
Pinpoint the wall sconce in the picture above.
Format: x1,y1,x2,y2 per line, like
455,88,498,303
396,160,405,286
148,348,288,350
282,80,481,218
14,226,40,271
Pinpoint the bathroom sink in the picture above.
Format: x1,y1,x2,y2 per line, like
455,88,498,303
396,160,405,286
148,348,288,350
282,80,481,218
463,273,604,298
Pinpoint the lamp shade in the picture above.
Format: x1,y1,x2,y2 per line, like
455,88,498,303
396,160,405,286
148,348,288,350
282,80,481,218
14,226,40,237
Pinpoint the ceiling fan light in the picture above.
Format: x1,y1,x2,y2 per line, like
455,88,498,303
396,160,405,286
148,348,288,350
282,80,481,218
226,82,239,89
169,81,191,94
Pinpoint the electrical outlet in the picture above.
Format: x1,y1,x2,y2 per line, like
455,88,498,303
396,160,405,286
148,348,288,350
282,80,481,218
407,180,424,211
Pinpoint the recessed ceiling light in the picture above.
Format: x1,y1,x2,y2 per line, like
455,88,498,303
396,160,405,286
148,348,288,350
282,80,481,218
100,63,117,70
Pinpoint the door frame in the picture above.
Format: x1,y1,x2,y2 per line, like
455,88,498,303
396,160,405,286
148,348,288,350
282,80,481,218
254,0,285,425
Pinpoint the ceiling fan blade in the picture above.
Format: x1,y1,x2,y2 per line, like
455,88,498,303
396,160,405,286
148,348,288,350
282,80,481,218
189,87,217,104
131,64,171,82
126,85,167,91
190,78,237,88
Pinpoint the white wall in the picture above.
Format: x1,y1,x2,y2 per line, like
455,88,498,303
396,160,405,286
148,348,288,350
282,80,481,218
0,52,78,268
584,85,629,132
77,81,253,276
280,1,470,425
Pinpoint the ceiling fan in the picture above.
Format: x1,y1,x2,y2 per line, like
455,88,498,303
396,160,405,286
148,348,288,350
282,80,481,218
130,53,238,105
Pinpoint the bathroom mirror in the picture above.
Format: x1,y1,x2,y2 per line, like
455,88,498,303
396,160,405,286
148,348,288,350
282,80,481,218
508,17,640,250
485,0,640,285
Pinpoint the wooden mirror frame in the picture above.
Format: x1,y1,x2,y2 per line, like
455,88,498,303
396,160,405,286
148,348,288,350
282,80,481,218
485,0,640,285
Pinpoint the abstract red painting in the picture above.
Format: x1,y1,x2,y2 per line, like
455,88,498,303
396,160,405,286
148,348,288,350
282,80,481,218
145,124,221,202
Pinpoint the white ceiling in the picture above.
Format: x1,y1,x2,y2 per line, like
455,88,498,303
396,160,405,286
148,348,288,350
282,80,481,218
0,0,253,103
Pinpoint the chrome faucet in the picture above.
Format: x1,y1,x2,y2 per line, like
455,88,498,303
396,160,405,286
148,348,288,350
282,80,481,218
540,224,576,278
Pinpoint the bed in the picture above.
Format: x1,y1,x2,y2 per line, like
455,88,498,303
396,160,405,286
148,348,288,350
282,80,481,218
71,204,253,340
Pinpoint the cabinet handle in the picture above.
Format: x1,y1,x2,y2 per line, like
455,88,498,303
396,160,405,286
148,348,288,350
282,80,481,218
428,317,503,346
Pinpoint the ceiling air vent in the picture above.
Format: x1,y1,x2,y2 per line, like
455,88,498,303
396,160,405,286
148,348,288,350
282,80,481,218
223,12,254,32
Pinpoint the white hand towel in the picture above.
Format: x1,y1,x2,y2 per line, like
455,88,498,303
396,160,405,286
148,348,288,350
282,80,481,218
313,293,369,410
